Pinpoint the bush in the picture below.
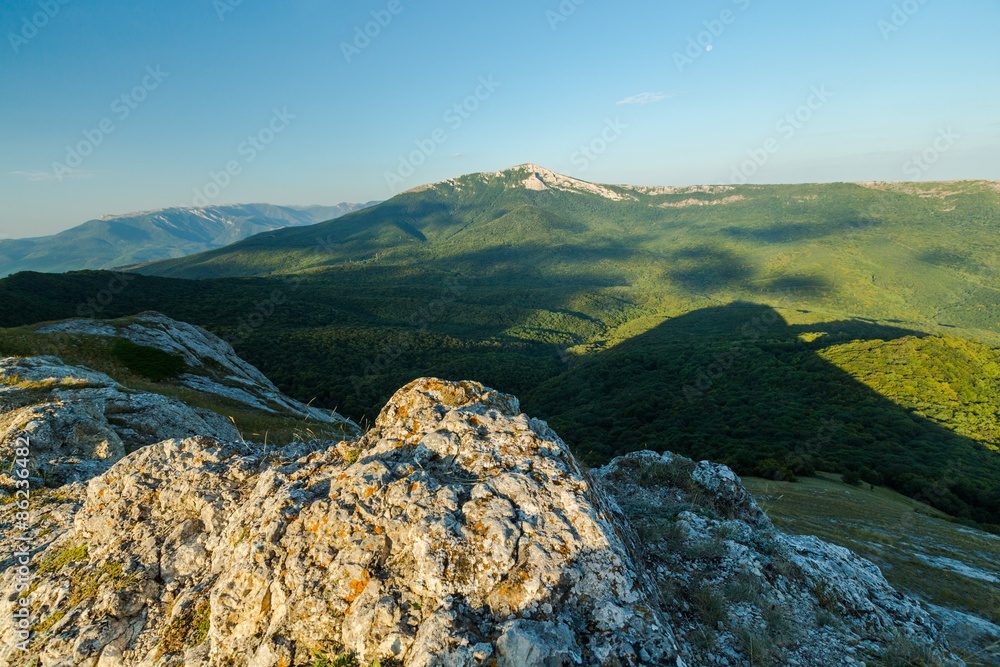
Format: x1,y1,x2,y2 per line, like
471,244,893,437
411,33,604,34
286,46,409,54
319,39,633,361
110,340,186,381
690,583,728,626
842,469,862,486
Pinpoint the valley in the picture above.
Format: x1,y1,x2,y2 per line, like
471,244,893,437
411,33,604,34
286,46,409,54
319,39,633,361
1,166,997,529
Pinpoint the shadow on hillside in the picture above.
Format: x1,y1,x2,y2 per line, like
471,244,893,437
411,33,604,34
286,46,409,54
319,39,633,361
525,302,1000,526
718,214,876,244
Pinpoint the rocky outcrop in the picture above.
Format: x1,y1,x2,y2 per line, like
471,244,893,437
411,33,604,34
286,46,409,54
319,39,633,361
1,379,682,666
596,451,961,666
0,355,240,487
35,312,354,426
0,377,962,666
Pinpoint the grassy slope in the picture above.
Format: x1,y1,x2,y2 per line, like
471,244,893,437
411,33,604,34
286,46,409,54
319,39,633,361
744,473,1000,664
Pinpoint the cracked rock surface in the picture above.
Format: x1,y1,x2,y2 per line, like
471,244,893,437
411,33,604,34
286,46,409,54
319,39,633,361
0,377,962,666
1,379,683,666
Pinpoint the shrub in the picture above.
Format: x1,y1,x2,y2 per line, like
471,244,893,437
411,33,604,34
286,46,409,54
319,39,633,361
842,469,862,486
725,570,763,604
737,624,777,666
110,339,186,381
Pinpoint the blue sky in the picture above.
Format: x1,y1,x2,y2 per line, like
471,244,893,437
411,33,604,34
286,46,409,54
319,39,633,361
1,0,998,237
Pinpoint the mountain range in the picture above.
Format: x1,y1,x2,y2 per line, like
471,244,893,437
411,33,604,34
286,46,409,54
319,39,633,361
0,201,378,276
1,164,999,661
1,164,998,529
135,165,1000,339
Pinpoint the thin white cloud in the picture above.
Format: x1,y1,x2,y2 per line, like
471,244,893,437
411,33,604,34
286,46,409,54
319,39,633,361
616,92,676,106
9,169,93,182
9,170,58,182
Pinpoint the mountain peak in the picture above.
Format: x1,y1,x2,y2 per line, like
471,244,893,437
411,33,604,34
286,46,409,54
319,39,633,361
507,163,629,200
425,163,630,201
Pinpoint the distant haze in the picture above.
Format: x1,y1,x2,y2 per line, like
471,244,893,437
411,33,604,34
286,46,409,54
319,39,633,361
1,0,997,235
0,202,378,276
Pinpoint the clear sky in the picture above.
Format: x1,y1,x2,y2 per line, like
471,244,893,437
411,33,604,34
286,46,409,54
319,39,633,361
1,0,998,237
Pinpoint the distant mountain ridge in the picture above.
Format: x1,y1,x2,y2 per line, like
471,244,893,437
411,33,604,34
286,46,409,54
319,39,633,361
0,201,379,276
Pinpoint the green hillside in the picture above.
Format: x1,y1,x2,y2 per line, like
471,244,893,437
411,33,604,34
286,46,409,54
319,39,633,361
526,302,1000,527
0,166,998,527
138,168,1000,339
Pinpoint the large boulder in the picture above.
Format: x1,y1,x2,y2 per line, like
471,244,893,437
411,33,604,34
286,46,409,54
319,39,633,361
0,377,962,666
0,379,682,667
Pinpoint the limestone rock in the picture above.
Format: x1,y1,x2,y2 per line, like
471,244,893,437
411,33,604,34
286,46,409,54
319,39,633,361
595,450,963,666
0,379,683,667
35,312,355,426
0,377,964,666
0,355,239,487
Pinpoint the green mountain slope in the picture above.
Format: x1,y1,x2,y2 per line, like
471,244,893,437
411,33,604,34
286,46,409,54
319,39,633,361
136,166,1000,339
1,166,998,526
524,302,1000,526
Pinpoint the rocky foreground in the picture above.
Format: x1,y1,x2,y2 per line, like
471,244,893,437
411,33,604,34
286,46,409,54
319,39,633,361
0,367,962,666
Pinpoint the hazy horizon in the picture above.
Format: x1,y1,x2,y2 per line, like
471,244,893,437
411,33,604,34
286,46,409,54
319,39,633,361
2,0,998,237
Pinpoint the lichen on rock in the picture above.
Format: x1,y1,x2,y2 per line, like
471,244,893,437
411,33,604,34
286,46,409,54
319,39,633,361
0,376,964,666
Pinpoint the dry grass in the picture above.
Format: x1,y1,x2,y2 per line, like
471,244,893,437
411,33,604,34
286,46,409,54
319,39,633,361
745,473,1000,660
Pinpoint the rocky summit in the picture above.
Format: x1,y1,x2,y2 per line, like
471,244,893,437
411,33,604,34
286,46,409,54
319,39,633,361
1,360,962,665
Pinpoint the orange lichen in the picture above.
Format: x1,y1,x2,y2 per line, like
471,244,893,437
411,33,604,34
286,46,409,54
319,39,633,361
344,569,371,603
